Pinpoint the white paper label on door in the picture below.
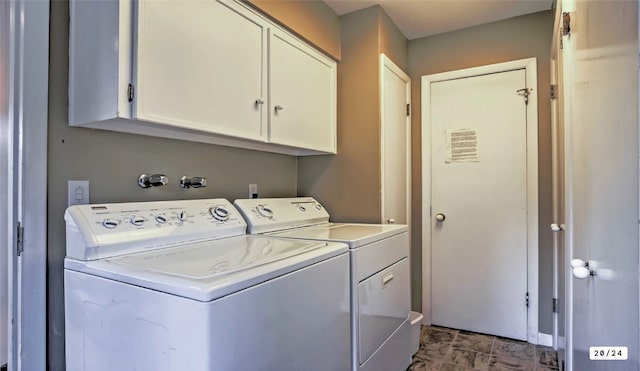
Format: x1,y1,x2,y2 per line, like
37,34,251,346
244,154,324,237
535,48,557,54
446,128,479,163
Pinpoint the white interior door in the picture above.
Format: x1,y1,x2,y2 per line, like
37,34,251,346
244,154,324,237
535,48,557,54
380,54,410,226
430,69,528,340
561,0,639,369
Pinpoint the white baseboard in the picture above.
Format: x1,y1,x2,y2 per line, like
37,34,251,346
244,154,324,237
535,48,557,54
558,336,566,348
537,333,567,349
538,332,553,347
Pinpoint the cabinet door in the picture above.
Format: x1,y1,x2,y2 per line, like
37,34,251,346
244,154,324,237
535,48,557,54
134,0,266,141
269,30,336,153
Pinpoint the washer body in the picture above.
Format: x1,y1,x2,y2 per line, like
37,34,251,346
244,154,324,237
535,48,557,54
64,199,350,371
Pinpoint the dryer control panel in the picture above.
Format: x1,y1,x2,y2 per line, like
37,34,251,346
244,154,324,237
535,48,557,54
234,197,330,234
65,199,246,260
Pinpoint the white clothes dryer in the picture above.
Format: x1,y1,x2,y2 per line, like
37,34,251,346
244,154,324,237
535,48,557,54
64,198,350,371
234,197,412,371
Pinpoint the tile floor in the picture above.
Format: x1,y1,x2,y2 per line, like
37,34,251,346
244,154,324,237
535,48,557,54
409,326,559,371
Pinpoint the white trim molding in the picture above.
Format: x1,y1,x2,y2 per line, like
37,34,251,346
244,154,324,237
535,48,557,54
538,332,553,347
5,0,49,370
538,333,566,349
379,53,411,227
420,58,539,344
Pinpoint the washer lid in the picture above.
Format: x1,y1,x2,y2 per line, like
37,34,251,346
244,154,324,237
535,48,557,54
267,223,408,248
64,235,348,302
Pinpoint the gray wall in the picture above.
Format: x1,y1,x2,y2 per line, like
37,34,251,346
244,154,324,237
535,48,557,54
248,0,341,60
48,2,298,369
408,10,555,333
298,6,408,223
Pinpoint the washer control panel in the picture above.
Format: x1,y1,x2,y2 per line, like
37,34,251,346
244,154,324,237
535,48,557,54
65,199,247,260
234,197,330,234
87,202,240,231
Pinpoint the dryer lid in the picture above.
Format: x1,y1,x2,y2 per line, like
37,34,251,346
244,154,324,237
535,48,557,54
268,223,408,248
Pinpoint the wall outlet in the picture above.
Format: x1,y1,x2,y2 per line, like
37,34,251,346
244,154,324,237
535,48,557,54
68,180,90,206
249,184,258,199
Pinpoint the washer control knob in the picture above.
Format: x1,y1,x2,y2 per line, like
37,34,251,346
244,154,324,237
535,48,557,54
210,206,230,221
131,217,145,226
177,211,188,222
155,215,168,224
257,205,273,218
315,204,322,211
298,205,306,212
102,219,120,229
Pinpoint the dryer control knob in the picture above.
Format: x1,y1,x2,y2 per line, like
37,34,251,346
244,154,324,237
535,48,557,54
210,206,230,221
257,205,273,218
177,211,188,222
155,215,168,224
131,217,145,226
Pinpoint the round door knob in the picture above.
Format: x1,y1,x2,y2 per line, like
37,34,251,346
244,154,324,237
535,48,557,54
572,266,591,279
570,258,586,268
435,213,446,222
387,218,396,224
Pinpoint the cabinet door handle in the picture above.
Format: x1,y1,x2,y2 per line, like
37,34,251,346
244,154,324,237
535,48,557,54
274,105,284,112
255,98,264,105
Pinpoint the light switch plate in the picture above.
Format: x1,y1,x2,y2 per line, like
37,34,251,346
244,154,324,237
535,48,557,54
68,180,90,206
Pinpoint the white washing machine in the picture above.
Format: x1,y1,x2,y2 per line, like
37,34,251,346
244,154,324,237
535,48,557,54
234,197,411,371
64,198,351,371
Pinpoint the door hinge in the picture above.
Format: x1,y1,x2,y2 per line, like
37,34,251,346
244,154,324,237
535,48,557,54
525,292,529,308
127,83,135,102
552,298,558,313
16,222,24,256
516,88,531,105
406,103,411,117
550,85,557,100
562,12,571,36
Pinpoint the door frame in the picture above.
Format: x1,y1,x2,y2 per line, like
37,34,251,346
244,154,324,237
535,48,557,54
549,3,565,354
421,58,540,344
379,53,411,226
3,0,49,369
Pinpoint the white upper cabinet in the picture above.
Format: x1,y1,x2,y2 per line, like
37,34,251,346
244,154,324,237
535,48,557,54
269,30,337,153
68,0,337,156
135,1,267,141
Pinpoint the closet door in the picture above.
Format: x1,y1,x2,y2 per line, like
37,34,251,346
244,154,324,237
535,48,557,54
134,0,267,141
